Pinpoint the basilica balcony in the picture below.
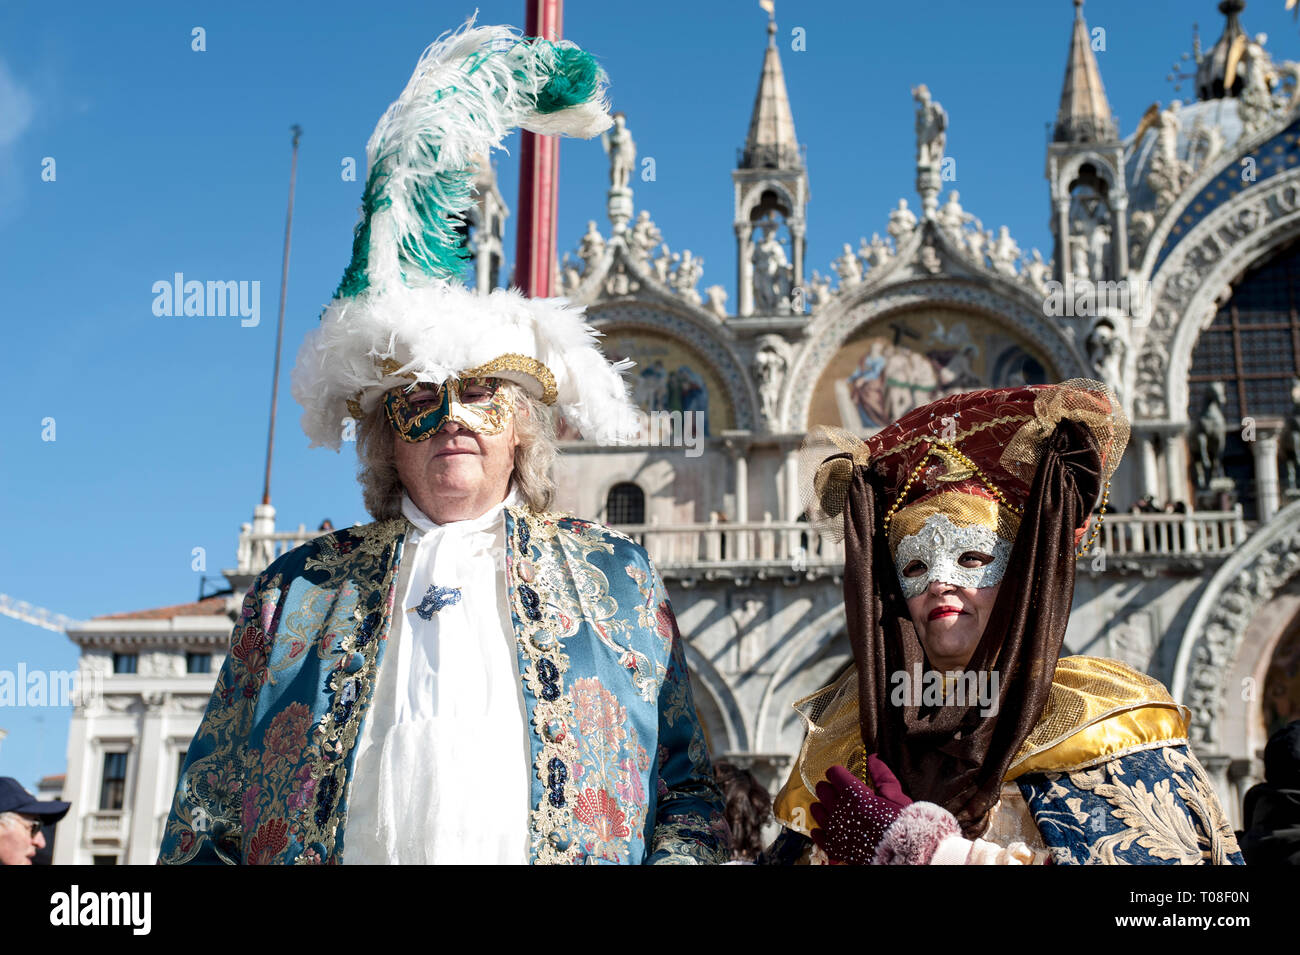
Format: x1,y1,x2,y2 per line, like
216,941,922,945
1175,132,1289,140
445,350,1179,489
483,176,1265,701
612,519,842,586
1087,509,1250,576
611,510,1251,583
230,510,1251,585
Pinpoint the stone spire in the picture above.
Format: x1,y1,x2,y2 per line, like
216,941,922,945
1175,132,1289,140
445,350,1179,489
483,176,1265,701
1196,0,1247,100
740,15,801,170
1053,0,1117,143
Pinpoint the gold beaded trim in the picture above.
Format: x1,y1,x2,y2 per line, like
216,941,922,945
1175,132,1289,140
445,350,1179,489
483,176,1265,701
1076,479,1110,562
506,508,582,864
876,414,1033,464
881,440,1111,563
882,441,1023,535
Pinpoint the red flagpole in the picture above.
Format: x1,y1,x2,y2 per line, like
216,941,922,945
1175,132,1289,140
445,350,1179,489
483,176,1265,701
515,0,562,297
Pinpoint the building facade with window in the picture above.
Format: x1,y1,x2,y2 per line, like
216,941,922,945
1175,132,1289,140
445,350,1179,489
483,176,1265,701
53,598,230,865
56,2,1300,860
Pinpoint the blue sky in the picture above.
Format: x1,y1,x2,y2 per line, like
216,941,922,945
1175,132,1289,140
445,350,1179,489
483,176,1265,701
2,0,1298,790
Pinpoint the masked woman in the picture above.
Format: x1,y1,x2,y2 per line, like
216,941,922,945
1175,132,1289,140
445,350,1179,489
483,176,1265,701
768,380,1243,865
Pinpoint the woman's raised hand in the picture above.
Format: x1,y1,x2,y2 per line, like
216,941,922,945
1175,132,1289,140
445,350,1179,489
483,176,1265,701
808,756,913,864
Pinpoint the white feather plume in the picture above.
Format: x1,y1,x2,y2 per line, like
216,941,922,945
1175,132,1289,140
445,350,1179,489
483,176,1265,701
293,17,634,454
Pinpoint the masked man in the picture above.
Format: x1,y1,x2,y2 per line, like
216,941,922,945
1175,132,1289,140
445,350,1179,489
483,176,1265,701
158,20,727,865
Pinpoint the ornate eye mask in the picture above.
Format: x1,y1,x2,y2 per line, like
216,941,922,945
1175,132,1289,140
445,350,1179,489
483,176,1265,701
893,513,1012,599
384,376,513,441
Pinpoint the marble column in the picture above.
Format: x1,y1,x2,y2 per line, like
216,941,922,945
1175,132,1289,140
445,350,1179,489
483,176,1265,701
1055,197,1071,284
1111,194,1130,278
128,693,167,864
54,705,91,864
789,218,806,300
1250,417,1283,522
1137,430,1160,502
1165,432,1190,508
734,452,749,561
735,223,754,317
251,503,277,572
784,453,802,565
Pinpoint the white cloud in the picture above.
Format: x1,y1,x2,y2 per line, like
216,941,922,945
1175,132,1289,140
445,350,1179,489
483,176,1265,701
0,58,34,221
0,57,34,147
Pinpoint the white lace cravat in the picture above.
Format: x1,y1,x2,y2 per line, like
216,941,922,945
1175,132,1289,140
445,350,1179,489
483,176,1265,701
344,491,531,864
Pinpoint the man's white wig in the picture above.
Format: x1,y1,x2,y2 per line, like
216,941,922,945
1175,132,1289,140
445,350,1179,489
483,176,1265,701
292,18,639,450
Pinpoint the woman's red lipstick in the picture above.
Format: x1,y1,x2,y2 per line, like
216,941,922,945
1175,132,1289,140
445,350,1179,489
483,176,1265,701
928,606,963,620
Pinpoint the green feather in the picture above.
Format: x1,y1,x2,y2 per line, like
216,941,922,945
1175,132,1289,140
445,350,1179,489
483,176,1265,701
335,168,380,299
331,30,605,304
535,46,603,114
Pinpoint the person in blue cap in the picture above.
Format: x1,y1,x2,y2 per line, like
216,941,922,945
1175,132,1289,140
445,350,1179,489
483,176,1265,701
0,777,69,865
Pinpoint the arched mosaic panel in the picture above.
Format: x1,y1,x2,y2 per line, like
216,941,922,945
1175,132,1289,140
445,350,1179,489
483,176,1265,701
585,302,756,431
807,305,1056,430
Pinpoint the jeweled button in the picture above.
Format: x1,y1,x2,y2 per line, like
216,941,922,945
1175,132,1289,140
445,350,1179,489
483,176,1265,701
543,718,567,742
517,559,535,582
548,829,571,851
530,631,556,651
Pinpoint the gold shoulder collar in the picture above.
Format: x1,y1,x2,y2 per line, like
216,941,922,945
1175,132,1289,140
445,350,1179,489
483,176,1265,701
1006,656,1189,780
772,668,864,834
773,657,1190,828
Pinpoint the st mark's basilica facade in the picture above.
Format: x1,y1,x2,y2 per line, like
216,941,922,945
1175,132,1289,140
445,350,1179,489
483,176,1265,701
54,1,1300,862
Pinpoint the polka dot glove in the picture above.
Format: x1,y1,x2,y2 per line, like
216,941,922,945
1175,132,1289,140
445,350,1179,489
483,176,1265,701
809,756,913,865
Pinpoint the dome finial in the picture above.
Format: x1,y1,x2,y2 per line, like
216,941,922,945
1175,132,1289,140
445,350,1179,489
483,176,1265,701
1197,0,1249,99
761,0,777,45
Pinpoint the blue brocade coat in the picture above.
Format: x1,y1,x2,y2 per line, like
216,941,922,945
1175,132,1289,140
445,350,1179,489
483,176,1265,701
158,508,728,865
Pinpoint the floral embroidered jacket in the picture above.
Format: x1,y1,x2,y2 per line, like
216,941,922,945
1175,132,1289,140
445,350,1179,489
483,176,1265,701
158,508,728,865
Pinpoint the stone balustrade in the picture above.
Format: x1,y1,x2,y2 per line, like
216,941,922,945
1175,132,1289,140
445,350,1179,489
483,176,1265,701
232,510,1251,580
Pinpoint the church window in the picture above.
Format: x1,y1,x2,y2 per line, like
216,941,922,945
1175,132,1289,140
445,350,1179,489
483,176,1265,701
1189,239,1300,516
606,482,646,525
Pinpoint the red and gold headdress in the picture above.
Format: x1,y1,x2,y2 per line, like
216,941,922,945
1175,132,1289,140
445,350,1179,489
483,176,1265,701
801,378,1128,560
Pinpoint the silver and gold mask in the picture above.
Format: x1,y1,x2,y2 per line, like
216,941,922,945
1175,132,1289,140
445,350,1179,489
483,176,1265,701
893,512,1012,599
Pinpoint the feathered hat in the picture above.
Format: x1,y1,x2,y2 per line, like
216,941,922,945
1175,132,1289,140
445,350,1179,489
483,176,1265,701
292,18,639,450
